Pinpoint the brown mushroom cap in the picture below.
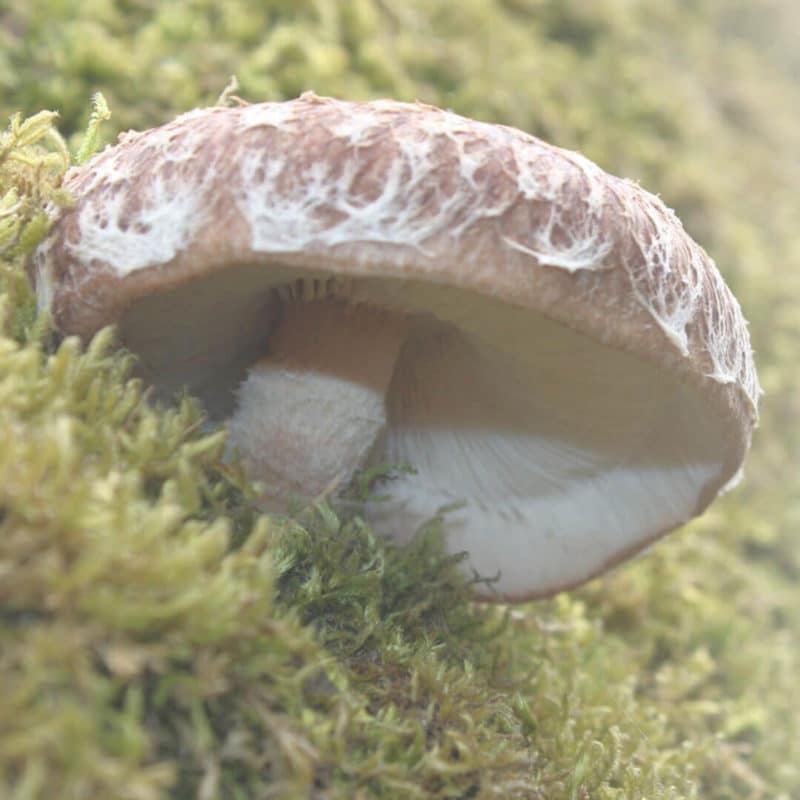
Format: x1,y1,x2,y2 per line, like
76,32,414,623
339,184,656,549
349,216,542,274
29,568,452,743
30,93,759,600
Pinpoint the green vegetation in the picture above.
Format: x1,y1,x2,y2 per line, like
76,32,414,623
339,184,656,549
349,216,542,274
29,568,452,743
1,1,798,797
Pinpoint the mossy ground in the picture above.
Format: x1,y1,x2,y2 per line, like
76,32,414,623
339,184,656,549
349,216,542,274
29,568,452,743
1,2,799,798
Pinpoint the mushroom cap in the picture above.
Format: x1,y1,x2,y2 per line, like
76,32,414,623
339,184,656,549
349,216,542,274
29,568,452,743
30,93,759,600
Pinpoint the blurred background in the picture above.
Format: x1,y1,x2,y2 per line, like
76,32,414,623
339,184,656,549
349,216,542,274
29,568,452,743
2,1,798,796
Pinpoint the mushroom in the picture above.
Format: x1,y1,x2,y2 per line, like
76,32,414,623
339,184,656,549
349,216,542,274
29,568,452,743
30,93,759,600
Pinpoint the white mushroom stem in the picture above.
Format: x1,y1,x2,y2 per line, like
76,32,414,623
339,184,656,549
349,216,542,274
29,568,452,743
228,298,409,509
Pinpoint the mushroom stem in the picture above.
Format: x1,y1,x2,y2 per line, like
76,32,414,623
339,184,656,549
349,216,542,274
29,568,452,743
228,298,409,509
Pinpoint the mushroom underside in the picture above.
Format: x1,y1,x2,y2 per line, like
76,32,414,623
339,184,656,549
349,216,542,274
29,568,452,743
118,263,730,598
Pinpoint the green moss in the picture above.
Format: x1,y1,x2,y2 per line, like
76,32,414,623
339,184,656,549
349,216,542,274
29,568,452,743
1,2,799,798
